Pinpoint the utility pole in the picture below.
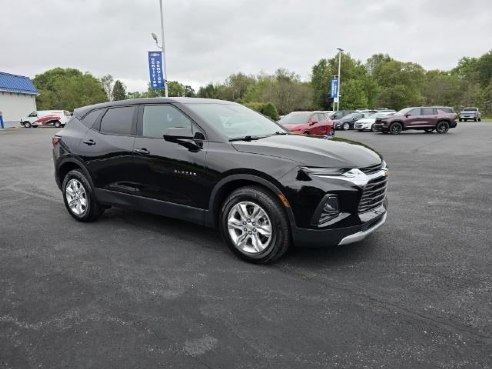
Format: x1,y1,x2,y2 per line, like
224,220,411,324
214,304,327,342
337,48,344,111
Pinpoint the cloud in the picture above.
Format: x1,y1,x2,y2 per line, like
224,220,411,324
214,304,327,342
0,0,490,92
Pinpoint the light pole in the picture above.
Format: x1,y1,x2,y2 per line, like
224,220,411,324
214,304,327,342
151,0,168,97
336,47,343,111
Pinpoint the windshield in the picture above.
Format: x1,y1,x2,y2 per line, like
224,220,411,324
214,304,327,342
279,112,311,124
370,112,393,118
396,108,413,115
186,103,287,140
343,113,359,119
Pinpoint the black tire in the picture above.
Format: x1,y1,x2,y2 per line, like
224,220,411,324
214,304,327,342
478,118,481,122
219,186,291,264
389,122,402,135
54,121,62,128
436,121,449,134
23,122,32,128
459,118,462,122
342,122,350,130
371,125,377,132
303,131,310,135
62,169,104,222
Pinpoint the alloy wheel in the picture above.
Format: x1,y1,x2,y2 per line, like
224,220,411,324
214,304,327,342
65,179,88,216
227,201,272,254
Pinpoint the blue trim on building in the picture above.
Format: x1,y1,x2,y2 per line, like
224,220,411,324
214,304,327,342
0,71,38,95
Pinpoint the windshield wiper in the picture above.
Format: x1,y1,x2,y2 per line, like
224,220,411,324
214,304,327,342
229,135,268,142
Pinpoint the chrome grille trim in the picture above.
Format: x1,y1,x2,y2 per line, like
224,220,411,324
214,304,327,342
358,174,388,213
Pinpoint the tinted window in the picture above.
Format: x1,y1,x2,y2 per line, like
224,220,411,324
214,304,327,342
422,108,435,115
316,113,326,121
142,105,192,138
100,106,135,135
407,108,421,116
82,109,103,128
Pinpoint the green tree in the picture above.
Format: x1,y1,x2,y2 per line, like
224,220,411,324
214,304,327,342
100,74,114,101
341,79,368,109
112,80,126,101
33,68,107,111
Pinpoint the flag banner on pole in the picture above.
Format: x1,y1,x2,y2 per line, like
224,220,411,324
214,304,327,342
330,79,338,98
148,51,165,90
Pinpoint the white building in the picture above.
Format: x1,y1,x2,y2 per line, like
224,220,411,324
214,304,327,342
0,71,38,125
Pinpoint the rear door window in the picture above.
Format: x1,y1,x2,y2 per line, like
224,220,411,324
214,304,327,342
422,108,435,115
100,106,135,135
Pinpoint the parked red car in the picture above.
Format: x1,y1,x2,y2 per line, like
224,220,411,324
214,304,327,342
279,111,334,136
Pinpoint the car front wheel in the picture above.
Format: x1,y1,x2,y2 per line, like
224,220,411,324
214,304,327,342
342,123,350,130
62,169,104,222
436,121,449,134
389,122,402,135
220,186,291,264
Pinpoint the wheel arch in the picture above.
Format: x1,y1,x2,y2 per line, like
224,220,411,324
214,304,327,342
56,158,94,190
207,174,296,229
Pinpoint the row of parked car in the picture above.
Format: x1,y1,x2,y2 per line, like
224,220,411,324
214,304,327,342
278,106,481,135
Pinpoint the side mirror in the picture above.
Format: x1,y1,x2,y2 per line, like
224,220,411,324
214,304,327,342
310,120,318,126
163,127,202,152
405,114,411,118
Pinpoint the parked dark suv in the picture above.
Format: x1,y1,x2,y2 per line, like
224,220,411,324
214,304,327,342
372,107,457,134
53,98,388,263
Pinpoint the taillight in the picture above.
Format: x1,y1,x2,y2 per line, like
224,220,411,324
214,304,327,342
52,136,61,146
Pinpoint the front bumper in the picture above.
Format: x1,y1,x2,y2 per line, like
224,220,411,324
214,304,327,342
292,203,387,247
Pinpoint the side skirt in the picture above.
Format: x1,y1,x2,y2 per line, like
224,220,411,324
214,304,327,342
95,189,210,227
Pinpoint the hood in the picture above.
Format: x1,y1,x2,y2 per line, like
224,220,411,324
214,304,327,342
231,134,382,168
282,123,306,131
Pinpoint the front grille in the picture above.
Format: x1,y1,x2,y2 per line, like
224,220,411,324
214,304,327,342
359,175,387,213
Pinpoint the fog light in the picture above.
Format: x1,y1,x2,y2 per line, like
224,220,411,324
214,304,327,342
318,195,340,226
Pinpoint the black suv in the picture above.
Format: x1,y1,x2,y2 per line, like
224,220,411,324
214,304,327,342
53,98,388,263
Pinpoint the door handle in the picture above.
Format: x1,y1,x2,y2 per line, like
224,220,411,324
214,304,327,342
83,139,96,146
134,148,150,155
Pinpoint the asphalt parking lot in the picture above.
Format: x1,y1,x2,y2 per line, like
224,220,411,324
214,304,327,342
1,124,491,368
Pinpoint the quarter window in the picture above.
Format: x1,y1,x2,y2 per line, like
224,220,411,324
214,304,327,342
142,105,192,138
100,106,135,135
82,109,103,128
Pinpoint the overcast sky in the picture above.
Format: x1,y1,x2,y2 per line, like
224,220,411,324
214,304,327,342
1,0,491,92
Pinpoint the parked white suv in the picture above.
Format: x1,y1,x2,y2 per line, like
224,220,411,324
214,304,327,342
21,110,71,128
459,107,481,122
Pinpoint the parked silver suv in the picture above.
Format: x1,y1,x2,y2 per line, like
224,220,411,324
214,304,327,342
459,107,481,122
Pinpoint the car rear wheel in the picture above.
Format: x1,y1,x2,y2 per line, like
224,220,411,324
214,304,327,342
54,121,62,128
62,169,104,222
220,186,291,264
459,118,463,122
371,125,377,132
23,122,31,128
342,123,350,130
389,122,402,135
436,121,449,134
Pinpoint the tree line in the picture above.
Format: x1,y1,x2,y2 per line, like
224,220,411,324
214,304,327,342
33,50,492,118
